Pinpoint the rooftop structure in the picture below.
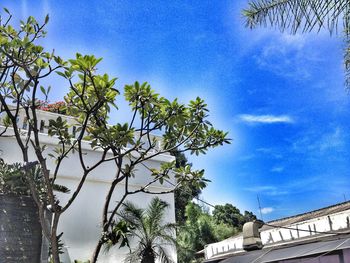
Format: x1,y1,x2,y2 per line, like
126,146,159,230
204,201,350,263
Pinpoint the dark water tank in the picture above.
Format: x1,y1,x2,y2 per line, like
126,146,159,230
0,194,42,263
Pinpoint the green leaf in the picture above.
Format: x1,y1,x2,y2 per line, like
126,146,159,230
40,86,46,95
3,8,10,15
45,14,49,24
56,71,66,78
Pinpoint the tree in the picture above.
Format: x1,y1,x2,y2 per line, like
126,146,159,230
118,197,176,263
171,150,206,224
212,203,257,230
0,10,230,263
213,203,243,228
243,0,350,87
243,210,257,223
177,203,237,263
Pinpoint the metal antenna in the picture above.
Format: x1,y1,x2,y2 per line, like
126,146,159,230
257,194,263,221
344,193,347,202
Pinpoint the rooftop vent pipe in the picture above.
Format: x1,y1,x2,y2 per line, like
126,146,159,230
242,220,264,251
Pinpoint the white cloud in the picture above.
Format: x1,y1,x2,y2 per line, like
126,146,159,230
319,127,345,151
245,186,276,192
238,154,255,161
261,207,274,214
292,126,346,154
239,114,294,124
270,166,284,173
255,33,323,80
244,185,289,196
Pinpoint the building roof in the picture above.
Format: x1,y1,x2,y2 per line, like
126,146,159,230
261,200,350,231
219,234,350,263
204,200,350,262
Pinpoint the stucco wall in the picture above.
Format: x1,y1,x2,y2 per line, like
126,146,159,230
0,111,177,263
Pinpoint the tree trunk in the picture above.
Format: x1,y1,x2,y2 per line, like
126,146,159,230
91,239,103,263
50,213,61,263
141,248,155,263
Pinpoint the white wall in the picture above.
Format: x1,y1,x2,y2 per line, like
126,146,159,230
0,110,177,262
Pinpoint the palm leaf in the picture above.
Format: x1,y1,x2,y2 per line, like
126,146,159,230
116,197,176,263
243,0,348,34
156,245,174,263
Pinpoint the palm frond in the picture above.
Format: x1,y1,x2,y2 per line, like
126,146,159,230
119,202,144,227
117,197,176,263
243,0,348,35
344,9,350,88
52,184,70,193
146,197,169,236
156,246,174,263
123,244,142,263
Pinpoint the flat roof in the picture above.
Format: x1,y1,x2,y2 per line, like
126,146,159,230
205,234,350,263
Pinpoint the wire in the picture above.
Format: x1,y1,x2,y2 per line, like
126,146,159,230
251,248,273,263
297,237,350,263
163,177,216,208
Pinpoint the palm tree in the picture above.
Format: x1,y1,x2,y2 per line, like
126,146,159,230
119,197,176,263
243,0,350,87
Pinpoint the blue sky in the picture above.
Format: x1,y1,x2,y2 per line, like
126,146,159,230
4,0,350,221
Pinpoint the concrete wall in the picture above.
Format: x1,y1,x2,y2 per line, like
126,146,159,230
0,110,177,262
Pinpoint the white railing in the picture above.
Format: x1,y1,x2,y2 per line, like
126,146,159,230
205,208,350,260
0,108,164,153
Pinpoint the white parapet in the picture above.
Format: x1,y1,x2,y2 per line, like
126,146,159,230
205,204,350,260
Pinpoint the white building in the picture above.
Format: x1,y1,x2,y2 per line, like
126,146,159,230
0,109,177,263
204,201,350,263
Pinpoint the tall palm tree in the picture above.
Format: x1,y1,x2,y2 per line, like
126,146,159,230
119,197,176,263
243,0,350,87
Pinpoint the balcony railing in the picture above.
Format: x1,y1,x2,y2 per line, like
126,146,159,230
0,108,164,153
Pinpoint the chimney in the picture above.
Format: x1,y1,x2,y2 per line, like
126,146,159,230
242,220,264,251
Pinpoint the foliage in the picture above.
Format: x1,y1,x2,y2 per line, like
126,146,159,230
243,210,258,222
243,0,350,87
177,203,237,263
212,203,256,230
213,203,243,227
176,203,257,262
171,150,206,224
102,220,134,251
0,159,69,198
0,9,229,263
118,197,176,263
0,159,28,195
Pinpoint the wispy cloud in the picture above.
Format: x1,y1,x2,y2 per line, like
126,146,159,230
238,154,255,161
239,114,294,124
254,33,323,80
245,185,289,196
270,166,284,173
261,207,274,214
256,148,283,159
292,126,346,154
319,127,345,151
